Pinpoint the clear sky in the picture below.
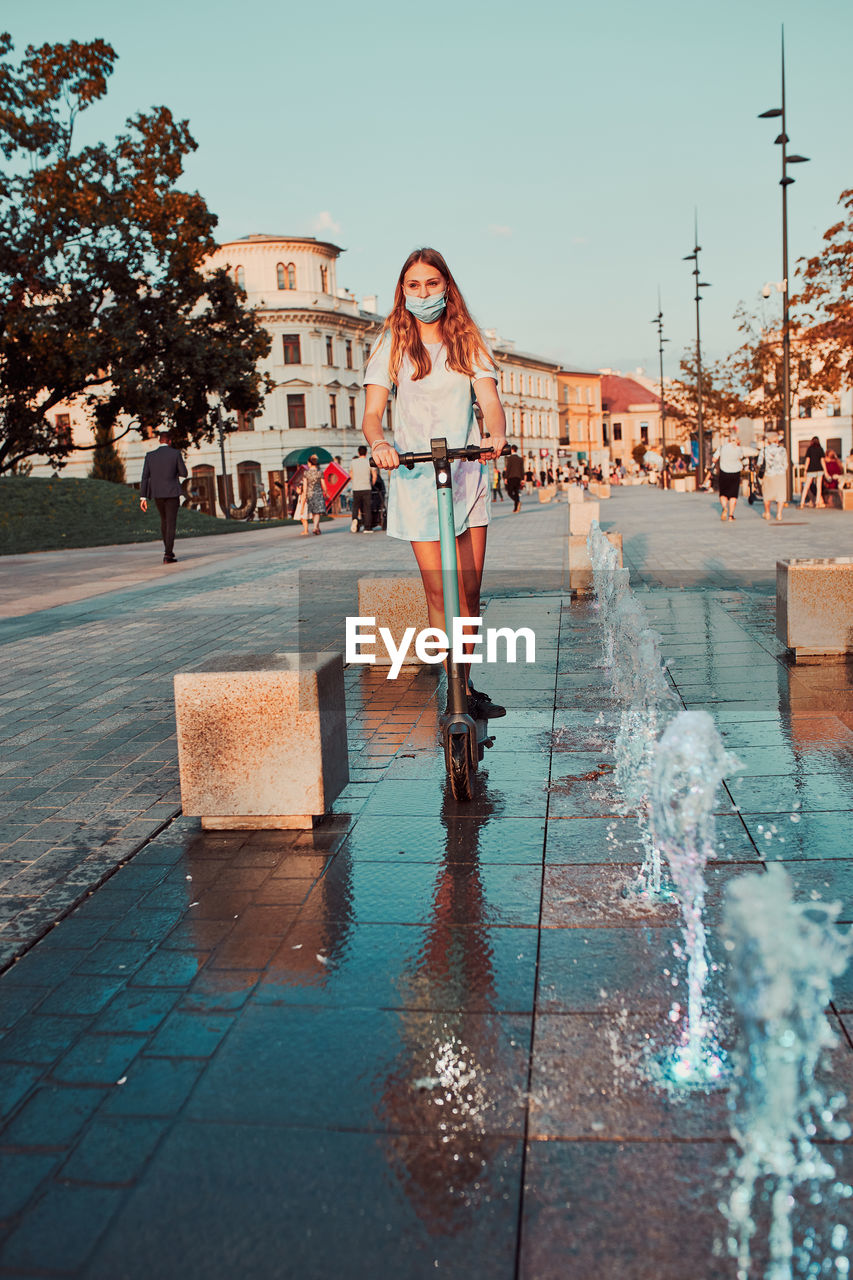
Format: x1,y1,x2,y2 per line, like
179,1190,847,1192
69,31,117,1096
4,0,852,377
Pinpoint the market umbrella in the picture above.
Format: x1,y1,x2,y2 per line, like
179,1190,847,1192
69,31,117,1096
282,447,334,467
643,450,664,467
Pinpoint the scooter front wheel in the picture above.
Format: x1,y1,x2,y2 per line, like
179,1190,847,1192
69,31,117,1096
448,732,473,801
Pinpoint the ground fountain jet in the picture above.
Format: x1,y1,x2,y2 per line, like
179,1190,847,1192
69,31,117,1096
721,864,852,1280
587,522,680,899
650,709,740,1083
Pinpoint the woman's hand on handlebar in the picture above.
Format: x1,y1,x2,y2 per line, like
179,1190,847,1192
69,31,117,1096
371,440,400,471
479,435,508,461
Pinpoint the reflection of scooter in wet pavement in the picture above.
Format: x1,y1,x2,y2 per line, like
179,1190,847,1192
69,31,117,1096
397,437,510,801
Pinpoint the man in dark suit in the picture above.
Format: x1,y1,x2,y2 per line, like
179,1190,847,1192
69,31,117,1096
139,430,188,563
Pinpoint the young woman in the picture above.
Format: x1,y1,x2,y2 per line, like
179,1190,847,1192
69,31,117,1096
362,247,507,718
757,430,788,521
799,436,826,508
301,455,329,535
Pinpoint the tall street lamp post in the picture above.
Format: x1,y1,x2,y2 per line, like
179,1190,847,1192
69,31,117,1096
683,220,711,487
758,26,809,499
651,294,670,467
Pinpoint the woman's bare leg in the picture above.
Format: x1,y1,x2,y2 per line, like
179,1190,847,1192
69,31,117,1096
411,526,488,691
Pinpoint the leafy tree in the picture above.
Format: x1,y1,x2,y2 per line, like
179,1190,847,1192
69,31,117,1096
89,405,125,483
666,349,745,437
796,187,853,394
724,302,820,428
0,33,271,475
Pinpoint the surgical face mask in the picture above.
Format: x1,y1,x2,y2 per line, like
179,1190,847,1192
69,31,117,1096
405,292,446,323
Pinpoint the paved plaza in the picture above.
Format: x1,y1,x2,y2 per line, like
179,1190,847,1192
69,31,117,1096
0,486,851,1277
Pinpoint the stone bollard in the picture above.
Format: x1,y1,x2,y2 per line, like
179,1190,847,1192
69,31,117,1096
565,485,585,503
589,482,611,499
569,531,623,594
357,576,430,666
537,485,556,503
174,652,348,829
568,500,601,537
776,557,853,662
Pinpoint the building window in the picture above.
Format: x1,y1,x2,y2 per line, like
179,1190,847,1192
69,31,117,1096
55,414,72,447
329,395,338,429
276,263,287,290
237,460,262,503
362,344,370,365
640,422,649,442
235,266,246,292
237,410,253,432
798,403,812,419
287,394,306,429
509,373,515,393
613,423,622,441
603,424,609,445
345,340,353,370
287,263,296,289
326,336,334,365
282,334,301,364
349,396,357,429
537,377,542,396
827,402,841,417
320,265,328,292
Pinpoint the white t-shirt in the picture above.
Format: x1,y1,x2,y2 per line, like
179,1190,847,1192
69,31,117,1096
364,334,497,542
713,442,745,473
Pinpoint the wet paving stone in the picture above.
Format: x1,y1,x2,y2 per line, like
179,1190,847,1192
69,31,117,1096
83,1124,523,1280
187,1004,532,1135
337,814,546,864
59,1115,168,1185
256,922,538,1013
0,1183,124,1273
519,1139,731,1280
299,858,543,928
529,1012,730,1140
0,1014,86,1066
99,1056,205,1118
538,926,699,1013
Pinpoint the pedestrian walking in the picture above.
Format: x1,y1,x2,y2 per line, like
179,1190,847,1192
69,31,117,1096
349,445,376,532
491,462,504,502
712,434,746,522
301,455,329,536
757,431,788,521
139,429,188,563
799,436,826,508
504,445,524,512
361,246,507,718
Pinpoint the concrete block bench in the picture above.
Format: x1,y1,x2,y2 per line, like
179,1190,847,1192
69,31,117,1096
357,576,430,667
841,489,853,511
174,652,348,829
568,500,601,537
565,485,585,503
588,482,611,499
569,531,623,594
776,558,853,661
537,485,556,503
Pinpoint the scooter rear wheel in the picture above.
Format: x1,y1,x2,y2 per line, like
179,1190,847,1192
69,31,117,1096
448,733,473,801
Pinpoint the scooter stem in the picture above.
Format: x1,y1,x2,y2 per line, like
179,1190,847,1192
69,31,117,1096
431,439,467,717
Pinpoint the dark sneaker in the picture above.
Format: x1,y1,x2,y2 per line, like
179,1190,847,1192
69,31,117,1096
468,687,506,719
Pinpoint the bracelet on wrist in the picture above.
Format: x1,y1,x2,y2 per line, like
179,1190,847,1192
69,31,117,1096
371,440,387,453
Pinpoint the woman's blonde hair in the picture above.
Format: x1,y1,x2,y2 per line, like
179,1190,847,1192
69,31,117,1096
375,247,496,384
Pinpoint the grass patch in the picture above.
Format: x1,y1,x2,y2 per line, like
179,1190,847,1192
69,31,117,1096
0,476,298,555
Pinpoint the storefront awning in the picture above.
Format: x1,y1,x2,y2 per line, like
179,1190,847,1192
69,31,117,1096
282,447,334,467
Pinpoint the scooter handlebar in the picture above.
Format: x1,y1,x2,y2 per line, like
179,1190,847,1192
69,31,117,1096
398,440,511,470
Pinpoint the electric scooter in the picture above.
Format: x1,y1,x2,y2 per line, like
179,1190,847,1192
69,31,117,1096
397,437,510,800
